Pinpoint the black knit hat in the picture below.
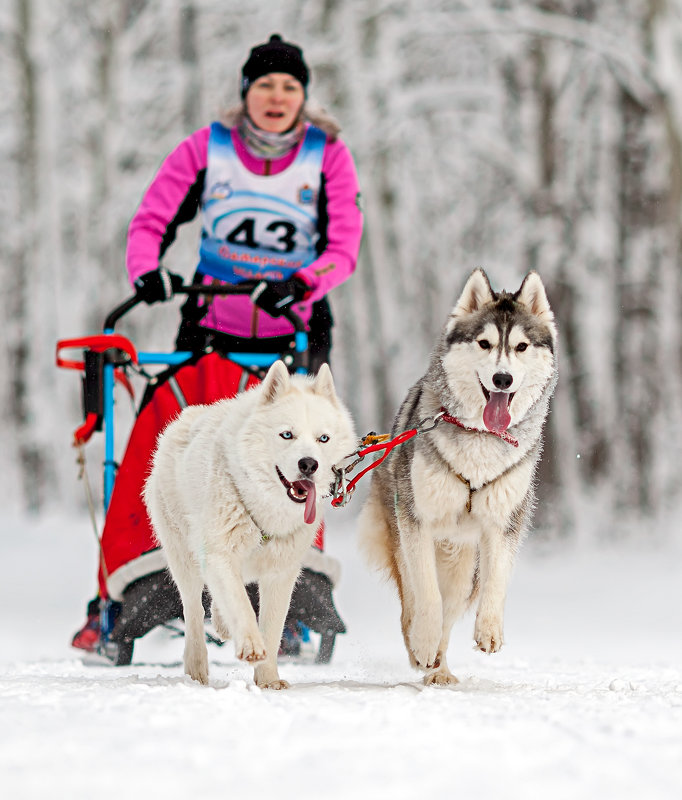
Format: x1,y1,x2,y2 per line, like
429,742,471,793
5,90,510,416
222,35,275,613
241,34,309,98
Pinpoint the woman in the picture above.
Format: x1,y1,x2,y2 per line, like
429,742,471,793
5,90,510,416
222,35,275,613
72,34,363,664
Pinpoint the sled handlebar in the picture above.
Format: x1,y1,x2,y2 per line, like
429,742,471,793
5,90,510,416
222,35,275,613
103,281,306,333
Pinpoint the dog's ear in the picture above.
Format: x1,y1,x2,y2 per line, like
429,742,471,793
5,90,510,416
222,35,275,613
260,359,290,403
452,268,494,319
516,271,555,326
311,362,338,403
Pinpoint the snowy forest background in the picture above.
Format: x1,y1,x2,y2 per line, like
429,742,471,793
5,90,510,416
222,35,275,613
2,0,682,542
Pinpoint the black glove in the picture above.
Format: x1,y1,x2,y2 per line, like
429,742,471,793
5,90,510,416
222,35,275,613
134,267,184,305
250,276,307,317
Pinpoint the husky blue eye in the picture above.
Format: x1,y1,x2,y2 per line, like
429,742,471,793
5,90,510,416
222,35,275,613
280,431,293,440
478,339,491,350
319,434,330,443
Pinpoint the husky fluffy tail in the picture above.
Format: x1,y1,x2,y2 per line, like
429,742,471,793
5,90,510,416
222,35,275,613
357,481,396,577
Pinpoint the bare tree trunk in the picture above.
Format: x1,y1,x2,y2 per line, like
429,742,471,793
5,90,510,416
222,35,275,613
613,89,670,514
10,0,46,511
85,7,119,303
179,2,201,133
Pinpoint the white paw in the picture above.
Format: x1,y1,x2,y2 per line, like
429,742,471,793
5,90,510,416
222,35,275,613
424,669,459,687
184,650,209,685
254,663,287,689
210,603,231,641
235,631,267,662
256,678,290,690
408,619,441,670
474,615,504,654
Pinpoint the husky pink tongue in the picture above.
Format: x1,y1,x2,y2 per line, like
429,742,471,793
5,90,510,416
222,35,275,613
292,479,317,524
483,391,512,433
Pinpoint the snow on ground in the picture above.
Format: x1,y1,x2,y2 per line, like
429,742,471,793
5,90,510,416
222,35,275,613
1,509,681,800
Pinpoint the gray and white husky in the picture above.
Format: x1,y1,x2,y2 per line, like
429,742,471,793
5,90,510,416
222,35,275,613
359,269,558,685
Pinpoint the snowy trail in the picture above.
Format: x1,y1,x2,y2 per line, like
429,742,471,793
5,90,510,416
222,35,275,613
1,512,681,799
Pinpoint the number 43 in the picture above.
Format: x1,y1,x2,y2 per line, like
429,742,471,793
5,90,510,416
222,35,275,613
226,218,296,253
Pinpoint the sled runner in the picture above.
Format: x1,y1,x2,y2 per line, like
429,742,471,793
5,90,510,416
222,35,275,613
57,282,346,667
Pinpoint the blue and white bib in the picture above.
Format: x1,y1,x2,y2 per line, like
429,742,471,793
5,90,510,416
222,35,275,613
198,122,326,283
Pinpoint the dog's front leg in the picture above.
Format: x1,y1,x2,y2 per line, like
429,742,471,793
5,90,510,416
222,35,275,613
253,569,300,690
474,527,517,653
399,521,442,670
203,557,266,664
177,573,211,685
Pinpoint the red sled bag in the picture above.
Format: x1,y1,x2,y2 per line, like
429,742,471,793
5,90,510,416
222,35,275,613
99,353,262,598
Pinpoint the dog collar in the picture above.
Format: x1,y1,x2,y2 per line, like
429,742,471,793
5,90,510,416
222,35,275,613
439,407,519,447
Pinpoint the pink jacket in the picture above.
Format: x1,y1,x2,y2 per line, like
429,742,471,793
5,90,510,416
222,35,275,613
126,123,363,338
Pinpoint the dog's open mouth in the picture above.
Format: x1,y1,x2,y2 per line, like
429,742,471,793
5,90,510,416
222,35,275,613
480,384,515,433
276,467,317,525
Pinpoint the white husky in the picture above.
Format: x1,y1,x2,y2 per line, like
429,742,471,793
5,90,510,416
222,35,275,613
359,269,558,685
144,360,356,689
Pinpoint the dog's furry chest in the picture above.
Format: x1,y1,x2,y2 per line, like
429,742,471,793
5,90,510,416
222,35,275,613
239,531,308,584
405,435,535,538
431,427,527,485
190,491,314,585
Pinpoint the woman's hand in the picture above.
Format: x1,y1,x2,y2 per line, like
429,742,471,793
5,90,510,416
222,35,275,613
250,276,307,317
134,267,184,304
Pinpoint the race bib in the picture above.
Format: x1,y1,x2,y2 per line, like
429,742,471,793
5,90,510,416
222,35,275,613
198,123,325,283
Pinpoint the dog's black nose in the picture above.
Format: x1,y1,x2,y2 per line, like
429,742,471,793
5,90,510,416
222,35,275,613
492,371,513,390
298,457,318,476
